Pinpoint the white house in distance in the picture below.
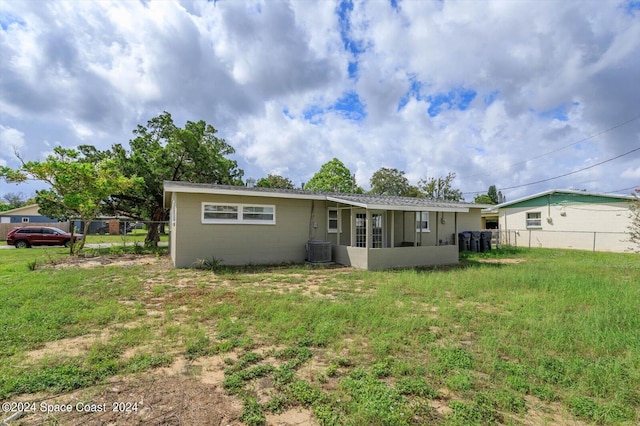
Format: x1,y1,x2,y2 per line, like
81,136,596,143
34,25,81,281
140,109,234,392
490,189,637,252
0,204,59,224
163,181,487,270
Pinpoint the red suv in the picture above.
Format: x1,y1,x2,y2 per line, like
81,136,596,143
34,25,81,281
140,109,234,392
6,226,83,248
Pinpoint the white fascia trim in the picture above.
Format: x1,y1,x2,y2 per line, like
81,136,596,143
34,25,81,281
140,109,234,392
164,185,326,201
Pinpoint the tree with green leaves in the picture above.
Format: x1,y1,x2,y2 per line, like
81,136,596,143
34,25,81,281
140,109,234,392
487,185,499,204
418,172,464,201
473,194,494,204
1,147,141,254
305,158,362,193
79,112,244,246
369,167,412,196
474,185,505,204
255,174,295,189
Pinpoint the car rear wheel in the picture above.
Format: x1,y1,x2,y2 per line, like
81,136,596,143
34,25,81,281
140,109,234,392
64,240,71,248
14,240,30,249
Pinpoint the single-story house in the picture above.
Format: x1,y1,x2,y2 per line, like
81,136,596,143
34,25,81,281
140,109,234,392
491,189,637,252
0,204,59,224
163,181,487,270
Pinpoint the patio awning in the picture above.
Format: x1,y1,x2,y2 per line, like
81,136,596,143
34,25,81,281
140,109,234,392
327,194,474,213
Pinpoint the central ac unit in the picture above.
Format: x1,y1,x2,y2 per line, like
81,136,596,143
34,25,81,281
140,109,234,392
307,240,332,263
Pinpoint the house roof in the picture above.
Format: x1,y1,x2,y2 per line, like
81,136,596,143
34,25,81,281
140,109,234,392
163,181,488,212
0,204,40,216
491,189,635,210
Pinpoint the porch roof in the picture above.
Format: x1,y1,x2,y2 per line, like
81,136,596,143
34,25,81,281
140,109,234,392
327,194,477,212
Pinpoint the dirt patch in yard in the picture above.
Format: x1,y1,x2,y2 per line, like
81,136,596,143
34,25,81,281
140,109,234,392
45,254,167,269
475,258,526,265
9,371,244,426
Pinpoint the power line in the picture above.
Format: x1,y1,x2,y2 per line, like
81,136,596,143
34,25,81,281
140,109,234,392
607,184,639,193
461,113,640,181
496,146,640,191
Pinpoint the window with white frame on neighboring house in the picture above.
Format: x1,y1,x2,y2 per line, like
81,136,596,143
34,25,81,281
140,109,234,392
526,212,542,228
202,203,275,224
416,212,430,232
22,217,29,223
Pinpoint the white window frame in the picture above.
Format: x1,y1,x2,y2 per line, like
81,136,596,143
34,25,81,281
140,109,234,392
202,202,275,225
328,208,340,233
22,217,29,223
526,212,542,228
416,212,430,232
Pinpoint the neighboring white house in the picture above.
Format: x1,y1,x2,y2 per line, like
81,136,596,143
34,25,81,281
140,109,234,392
0,204,59,224
163,181,487,270
491,189,637,252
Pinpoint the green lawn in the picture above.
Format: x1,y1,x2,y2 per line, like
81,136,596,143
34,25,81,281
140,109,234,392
0,247,638,425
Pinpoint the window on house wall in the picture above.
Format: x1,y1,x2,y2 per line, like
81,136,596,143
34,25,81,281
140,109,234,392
526,212,542,228
328,208,339,233
355,213,366,247
22,217,29,223
202,203,275,224
416,212,429,232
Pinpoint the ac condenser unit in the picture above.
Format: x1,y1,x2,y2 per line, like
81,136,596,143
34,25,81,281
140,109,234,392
307,241,332,263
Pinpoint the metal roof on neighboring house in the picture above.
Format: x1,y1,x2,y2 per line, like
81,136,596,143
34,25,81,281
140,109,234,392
163,181,489,212
492,189,635,210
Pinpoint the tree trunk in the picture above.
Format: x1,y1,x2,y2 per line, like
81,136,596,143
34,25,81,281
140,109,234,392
145,207,167,247
69,222,75,255
77,219,92,254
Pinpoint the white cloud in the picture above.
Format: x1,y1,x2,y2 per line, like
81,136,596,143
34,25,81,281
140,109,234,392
0,125,26,154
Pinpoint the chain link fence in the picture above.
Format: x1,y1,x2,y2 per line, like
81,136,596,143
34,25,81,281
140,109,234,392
495,229,635,253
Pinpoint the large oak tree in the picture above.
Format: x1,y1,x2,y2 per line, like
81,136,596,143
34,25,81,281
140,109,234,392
80,112,244,245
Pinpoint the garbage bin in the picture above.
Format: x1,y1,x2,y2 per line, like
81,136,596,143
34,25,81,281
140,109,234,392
458,232,472,252
470,231,481,252
480,231,493,252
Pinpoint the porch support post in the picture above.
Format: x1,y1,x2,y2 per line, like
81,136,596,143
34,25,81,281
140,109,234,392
454,212,458,247
366,209,371,249
391,210,395,248
415,211,418,247
350,207,355,247
435,212,439,246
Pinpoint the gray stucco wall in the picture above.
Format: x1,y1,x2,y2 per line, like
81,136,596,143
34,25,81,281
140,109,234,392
172,192,328,268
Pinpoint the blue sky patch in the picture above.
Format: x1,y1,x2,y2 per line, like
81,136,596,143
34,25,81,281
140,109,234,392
331,91,366,121
397,76,425,111
0,12,26,31
623,0,640,15
538,104,569,121
303,105,326,124
282,108,294,119
427,88,477,117
348,61,358,79
337,0,368,81
483,90,499,106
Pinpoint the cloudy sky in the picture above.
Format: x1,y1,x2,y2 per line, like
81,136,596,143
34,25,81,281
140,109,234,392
1,0,639,202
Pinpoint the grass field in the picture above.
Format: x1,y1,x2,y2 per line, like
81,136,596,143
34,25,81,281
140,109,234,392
0,247,638,425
